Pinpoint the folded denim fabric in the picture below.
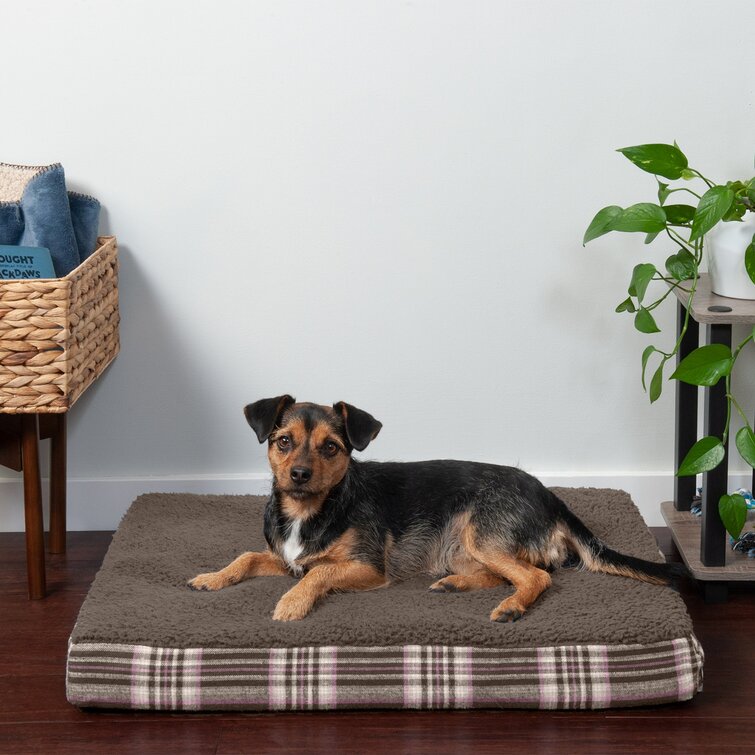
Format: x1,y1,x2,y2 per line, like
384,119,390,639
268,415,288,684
68,191,102,263
0,162,101,276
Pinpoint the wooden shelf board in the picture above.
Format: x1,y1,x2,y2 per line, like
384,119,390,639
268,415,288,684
661,501,755,581
670,273,755,324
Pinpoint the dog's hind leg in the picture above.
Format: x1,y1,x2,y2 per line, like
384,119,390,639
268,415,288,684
461,526,551,622
428,566,504,593
484,557,551,622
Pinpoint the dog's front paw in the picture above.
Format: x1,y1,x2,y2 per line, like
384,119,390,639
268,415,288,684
188,571,233,591
272,591,313,621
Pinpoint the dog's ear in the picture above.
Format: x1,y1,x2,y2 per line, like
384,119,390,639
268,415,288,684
333,401,382,452
244,395,296,443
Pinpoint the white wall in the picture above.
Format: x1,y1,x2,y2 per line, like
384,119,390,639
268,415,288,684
1,0,754,529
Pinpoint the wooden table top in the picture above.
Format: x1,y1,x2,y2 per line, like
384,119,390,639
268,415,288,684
671,273,755,324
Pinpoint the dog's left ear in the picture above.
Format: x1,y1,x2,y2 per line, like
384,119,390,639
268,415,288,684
244,395,296,443
333,401,382,452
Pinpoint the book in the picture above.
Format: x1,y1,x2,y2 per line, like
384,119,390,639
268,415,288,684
0,245,56,280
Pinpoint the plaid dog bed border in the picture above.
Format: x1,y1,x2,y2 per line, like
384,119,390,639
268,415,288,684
67,634,703,711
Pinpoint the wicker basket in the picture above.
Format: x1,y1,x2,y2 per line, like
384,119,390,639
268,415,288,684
0,236,119,413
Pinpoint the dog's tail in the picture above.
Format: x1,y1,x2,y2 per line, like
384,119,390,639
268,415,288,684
554,494,686,585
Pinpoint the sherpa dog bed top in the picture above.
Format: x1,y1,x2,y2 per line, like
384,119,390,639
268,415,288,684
67,488,703,711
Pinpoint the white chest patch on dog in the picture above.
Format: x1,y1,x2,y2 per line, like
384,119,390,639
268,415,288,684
282,519,304,575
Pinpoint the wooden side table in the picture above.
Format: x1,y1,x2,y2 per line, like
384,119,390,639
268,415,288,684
0,414,66,599
662,273,755,602
0,236,119,600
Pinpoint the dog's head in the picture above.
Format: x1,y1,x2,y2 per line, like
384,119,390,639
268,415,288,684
243,395,382,501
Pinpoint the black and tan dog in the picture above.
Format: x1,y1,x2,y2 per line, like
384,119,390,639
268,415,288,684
189,395,682,622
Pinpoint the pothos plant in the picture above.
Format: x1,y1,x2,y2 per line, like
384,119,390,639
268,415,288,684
584,143,755,542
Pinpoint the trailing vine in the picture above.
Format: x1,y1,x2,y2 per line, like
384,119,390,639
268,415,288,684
584,143,755,539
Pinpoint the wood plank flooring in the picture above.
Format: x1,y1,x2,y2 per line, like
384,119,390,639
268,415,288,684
0,529,753,754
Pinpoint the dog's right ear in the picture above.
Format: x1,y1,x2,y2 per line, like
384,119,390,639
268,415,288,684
243,395,296,443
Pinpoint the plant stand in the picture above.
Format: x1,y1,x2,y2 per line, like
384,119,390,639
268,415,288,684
662,273,755,602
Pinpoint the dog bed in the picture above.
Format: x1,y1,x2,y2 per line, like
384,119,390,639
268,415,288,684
66,488,703,711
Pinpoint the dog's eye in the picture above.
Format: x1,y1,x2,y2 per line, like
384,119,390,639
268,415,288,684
276,436,291,451
324,440,339,456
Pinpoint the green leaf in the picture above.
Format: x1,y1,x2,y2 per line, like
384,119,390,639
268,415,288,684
644,231,661,244
722,200,747,222
635,307,660,334
657,181,671,205
745,237,755,286
677,436,725,476
627,263,657,302
584,205,623,244
616,297,636,314
747,178,755,204
681,169,696,180
611,203,667,234
735,426,755,468
665,249,696,281
649,362,664,403
718,494,747,539
663,204,696,225
690,186,735,241
617,144,689,180
641,345,657,390
670,344,733,386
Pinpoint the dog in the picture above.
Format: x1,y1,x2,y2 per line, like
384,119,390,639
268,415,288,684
189,395,682,622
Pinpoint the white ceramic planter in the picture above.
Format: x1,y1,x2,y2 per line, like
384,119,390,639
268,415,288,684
706,213,755,300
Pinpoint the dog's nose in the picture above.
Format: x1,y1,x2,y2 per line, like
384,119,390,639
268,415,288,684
290,466,312,485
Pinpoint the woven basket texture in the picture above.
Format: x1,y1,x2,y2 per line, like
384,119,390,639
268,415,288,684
0,236,119,413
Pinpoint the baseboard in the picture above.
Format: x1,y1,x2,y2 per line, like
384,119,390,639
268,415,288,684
0,471,752,532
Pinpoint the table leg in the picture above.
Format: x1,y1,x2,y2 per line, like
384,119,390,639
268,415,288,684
700,323,731,567
674,301,699,511
21,415,45,599
48,413,67,554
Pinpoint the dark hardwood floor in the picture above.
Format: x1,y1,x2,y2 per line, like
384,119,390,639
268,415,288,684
0,528,752,754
